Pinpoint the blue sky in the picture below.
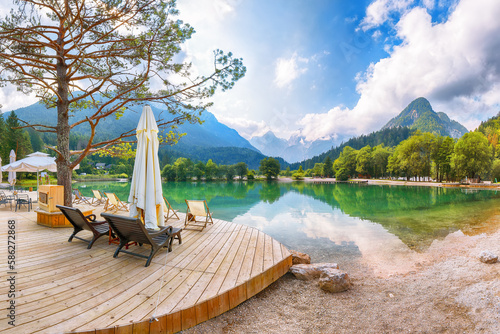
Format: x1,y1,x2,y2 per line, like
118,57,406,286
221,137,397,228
175,0,500,143
2,0,500,144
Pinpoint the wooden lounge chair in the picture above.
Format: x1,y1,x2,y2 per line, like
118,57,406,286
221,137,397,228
101,212,177,267
184,199,214,231
57,205,112,249
91,189,106,206
104,192,129,212
73,189,91,205
163,196,180,222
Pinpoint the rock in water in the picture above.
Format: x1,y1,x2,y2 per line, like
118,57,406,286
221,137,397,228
289,263,339,280
318,269,351,293
479,250,498,264
290,250,311,265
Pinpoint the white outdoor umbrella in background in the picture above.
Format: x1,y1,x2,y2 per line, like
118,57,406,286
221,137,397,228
8,150,16,190
128,105,164,229
1,151,79,190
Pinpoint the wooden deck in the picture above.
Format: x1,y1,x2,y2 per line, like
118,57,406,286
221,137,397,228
0,203,292,333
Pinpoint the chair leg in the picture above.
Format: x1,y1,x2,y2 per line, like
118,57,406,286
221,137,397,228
68,228,82,242
145,247,158,267
113,240,128,258
87,235,98,249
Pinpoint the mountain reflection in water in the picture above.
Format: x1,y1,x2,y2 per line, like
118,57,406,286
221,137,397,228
76,181,500,264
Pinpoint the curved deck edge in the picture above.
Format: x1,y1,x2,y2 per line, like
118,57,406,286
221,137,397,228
69,254,292,334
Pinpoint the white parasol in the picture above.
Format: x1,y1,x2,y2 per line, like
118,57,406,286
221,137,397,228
0,151,79,190
128,105,164,229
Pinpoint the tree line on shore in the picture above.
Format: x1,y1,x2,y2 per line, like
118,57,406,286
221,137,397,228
5,105,500,185
291,129,497,183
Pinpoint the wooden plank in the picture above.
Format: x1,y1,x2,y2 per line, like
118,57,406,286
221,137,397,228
263,233,274,271
272,238,283,264
218,226,252,293
195,300,209,324
0,208,292,334
149,315,167,334
132,321,150,334
166,310,182,334
236,228,258,285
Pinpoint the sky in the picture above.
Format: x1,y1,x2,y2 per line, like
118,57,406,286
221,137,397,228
2,0,500,143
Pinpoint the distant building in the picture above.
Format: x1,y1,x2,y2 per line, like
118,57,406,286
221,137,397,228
95,163,106,169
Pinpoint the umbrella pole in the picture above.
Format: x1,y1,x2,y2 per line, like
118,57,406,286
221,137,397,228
37,170,39,191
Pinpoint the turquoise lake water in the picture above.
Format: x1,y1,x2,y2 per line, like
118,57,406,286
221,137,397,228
75,181,500,265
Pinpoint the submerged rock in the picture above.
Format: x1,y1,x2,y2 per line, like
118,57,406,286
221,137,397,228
289,263,339,280
318,269,351,293
290,250,311,265
479,250,498,264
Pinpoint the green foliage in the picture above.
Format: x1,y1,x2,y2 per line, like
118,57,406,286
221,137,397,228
335,167,349,181
356,145,372,176
291,126,415,170
371,144,391,178
491,159,500,182
336,146,357,178
292,166,304,180
205,159,218,181
259,157,281,180
234,162,248,180
323,156,333,178
452,131,493,180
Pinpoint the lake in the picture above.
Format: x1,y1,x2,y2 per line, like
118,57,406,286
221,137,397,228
75,181,500,271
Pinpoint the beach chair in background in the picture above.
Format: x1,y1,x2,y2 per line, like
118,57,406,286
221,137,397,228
163,196,180,222
101,212,176,267
91,189,106,206
73,189,91,205
184,199,214,231
104,192,129,212
57,205,112,249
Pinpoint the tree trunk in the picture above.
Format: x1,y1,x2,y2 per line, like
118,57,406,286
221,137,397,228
55,26,72,206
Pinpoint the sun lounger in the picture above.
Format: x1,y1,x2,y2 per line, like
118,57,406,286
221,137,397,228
184,199,214,231
73,188,91,205
163,196,180,222
57,205,112,249
91,189,106,206
104,192,129,212
101,212,178,267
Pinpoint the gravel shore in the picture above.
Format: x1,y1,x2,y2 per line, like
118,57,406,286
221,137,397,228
183,224,500,333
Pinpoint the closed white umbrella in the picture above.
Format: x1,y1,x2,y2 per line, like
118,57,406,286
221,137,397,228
0,157,2,183
128,105,164,229
8,150,16,190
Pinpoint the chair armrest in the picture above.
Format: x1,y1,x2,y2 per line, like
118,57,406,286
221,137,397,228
85,214,97,221
147,225,173,237
90,220,107,226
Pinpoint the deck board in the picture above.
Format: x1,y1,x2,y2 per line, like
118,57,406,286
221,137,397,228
0,203,292,334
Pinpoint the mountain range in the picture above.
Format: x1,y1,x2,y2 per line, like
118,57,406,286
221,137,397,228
249,132,341,164
1,100,277,169
252,97,468,163
2,96,468,169
382,97,468,138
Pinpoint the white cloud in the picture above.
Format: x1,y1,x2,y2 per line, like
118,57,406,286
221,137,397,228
274,53,308,89
299,0,500,141
422,0,435,9
361,0,414,30
216,115,270,139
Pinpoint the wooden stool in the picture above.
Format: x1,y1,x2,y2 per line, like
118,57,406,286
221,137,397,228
168,227,182,252
108,230,137,249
